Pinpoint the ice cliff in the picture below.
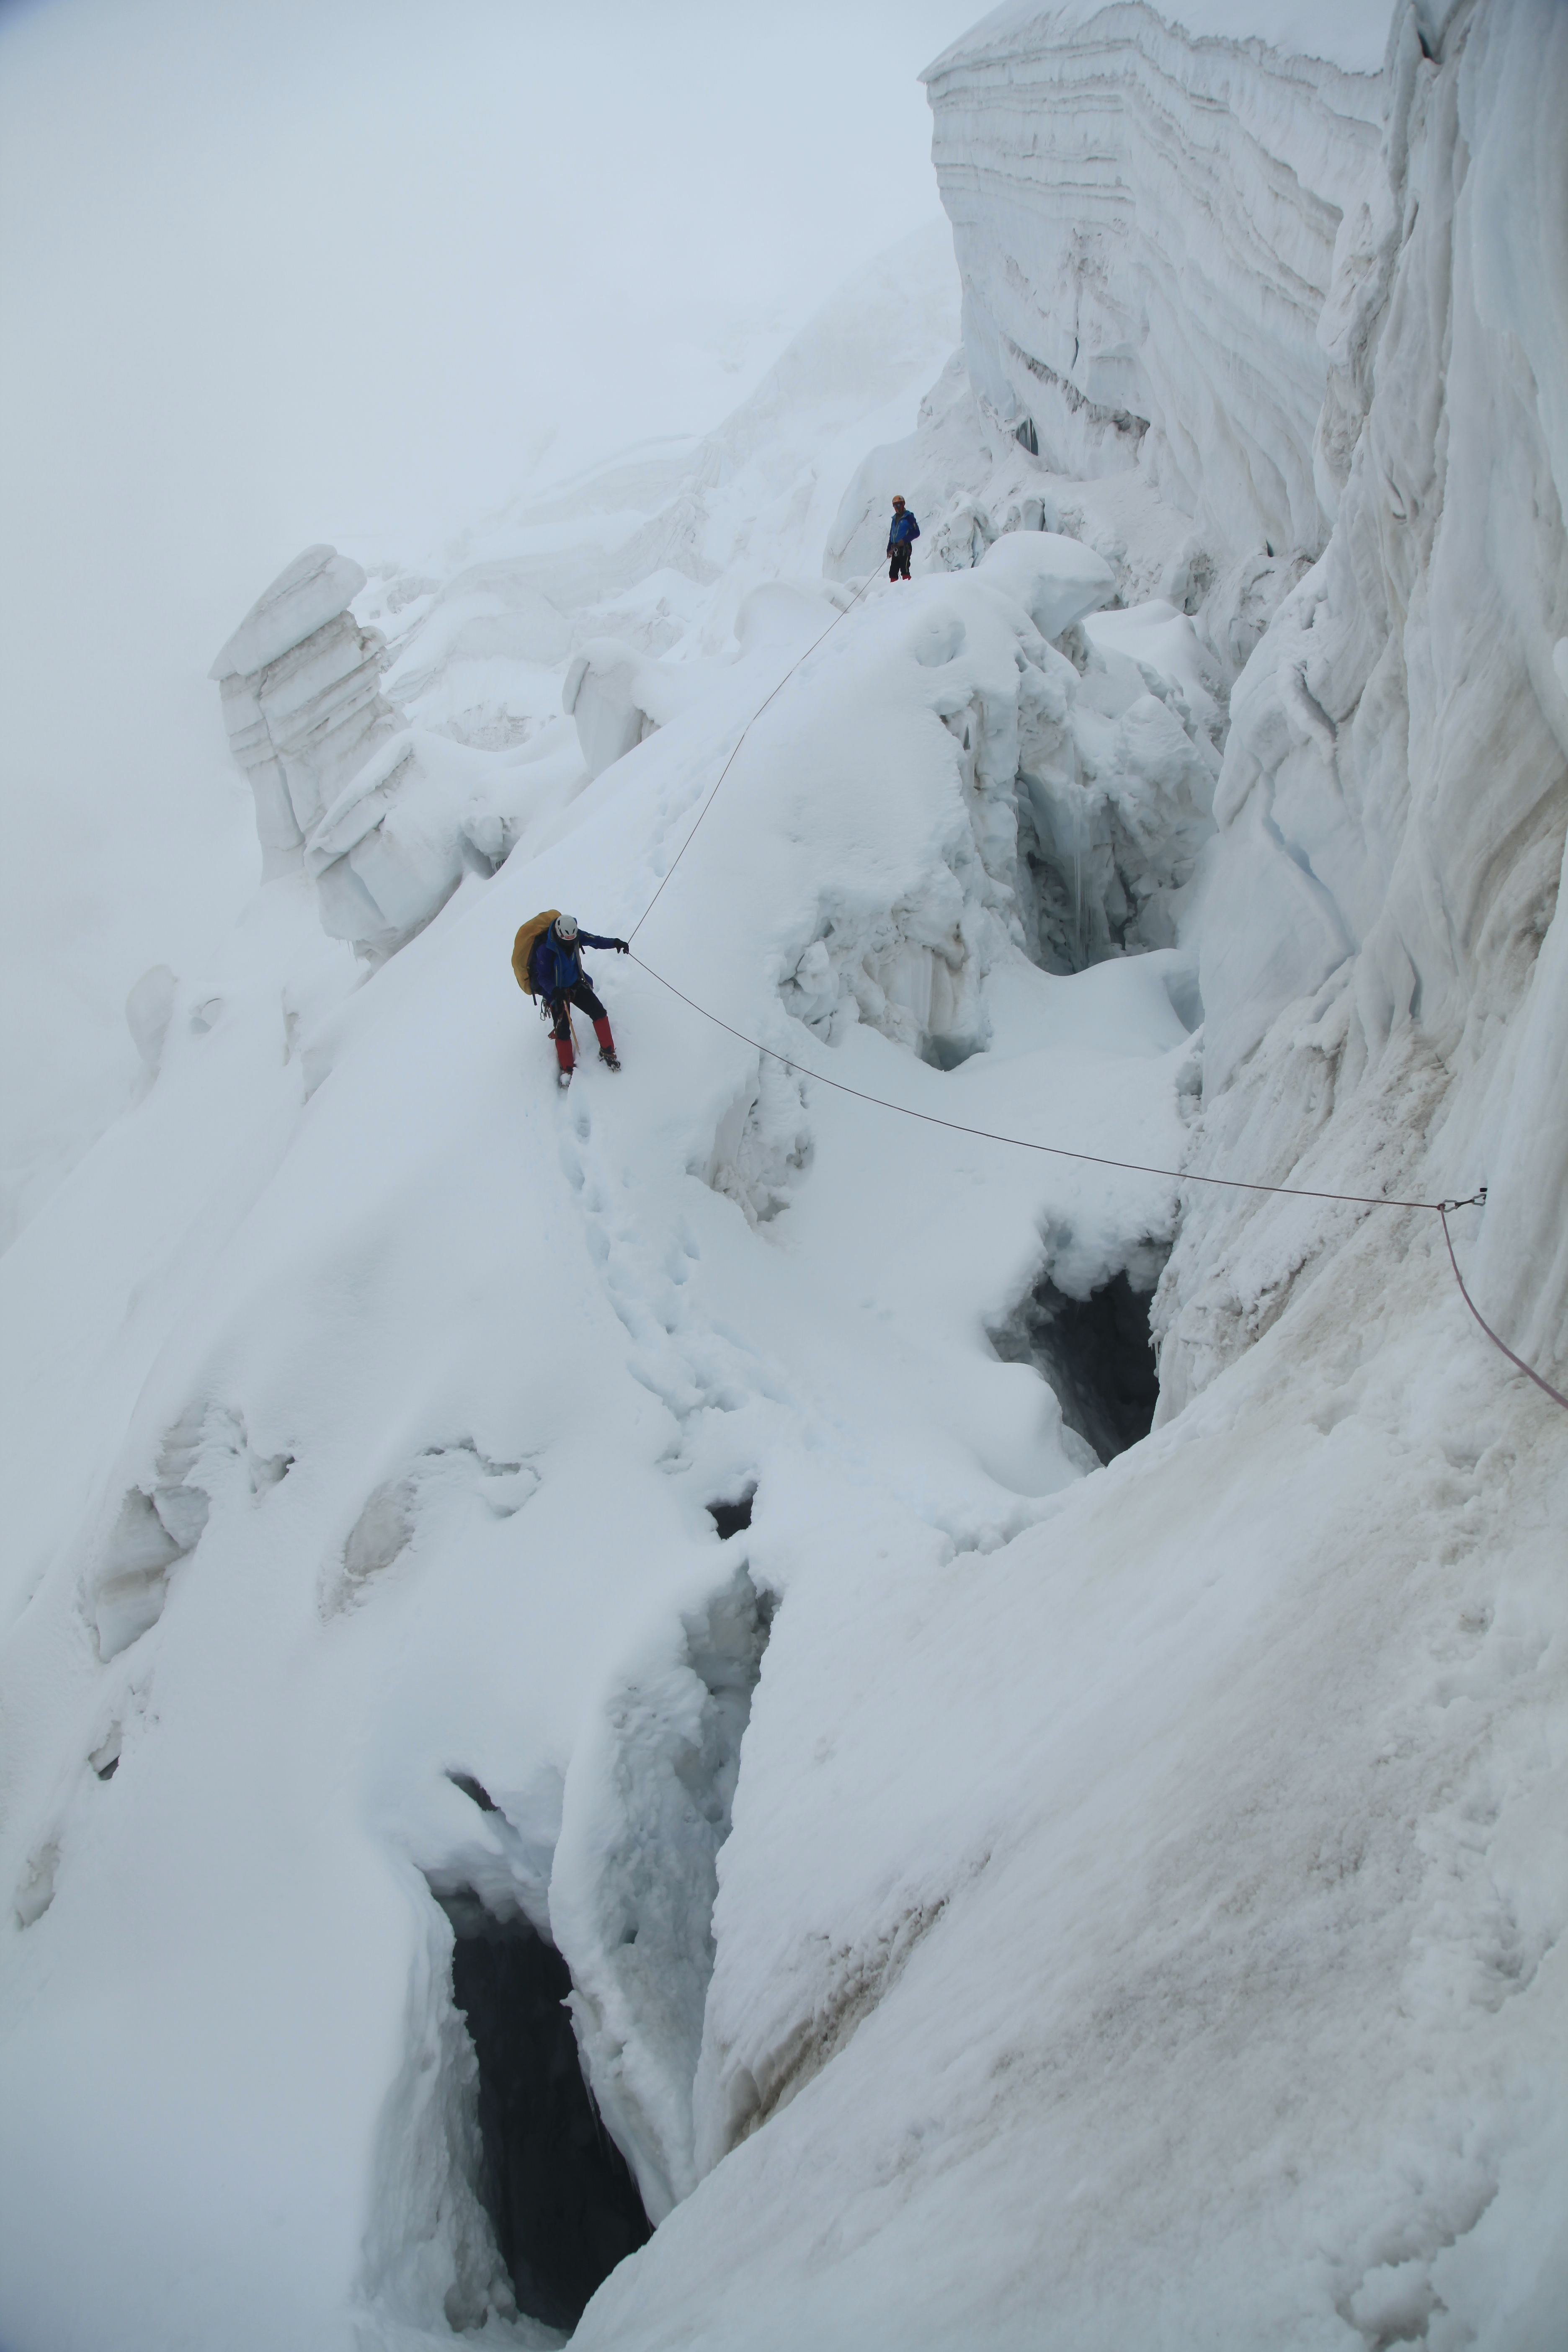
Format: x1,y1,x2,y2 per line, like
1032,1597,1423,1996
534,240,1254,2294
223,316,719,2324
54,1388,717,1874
2,6,1565,2352
922,0,1385,564
1161,0,1568,1405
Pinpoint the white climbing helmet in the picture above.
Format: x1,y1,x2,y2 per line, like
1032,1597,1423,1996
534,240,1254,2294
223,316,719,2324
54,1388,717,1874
556,913,579,941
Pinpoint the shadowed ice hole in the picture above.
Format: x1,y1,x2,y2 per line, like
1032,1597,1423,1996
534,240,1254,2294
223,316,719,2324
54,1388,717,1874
440,1890,652,2334
707,1486,755,1539
990,1258,1166,1462
918,1032,984,1071
432,1565,773,2327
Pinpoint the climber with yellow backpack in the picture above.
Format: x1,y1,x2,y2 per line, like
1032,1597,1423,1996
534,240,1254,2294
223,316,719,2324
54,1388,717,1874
512,910,629,1088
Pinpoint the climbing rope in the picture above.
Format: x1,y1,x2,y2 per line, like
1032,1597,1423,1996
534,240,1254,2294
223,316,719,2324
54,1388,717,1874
625,957,1566,1416
628,565,884,944
1437,1200,1568,1411
632,955,1444,1207
607,554,1566,1416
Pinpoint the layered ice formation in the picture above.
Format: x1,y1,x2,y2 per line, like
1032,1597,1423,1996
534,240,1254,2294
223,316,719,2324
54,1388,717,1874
2,5,1565,2350
922,0,1387,561
210,545,397,881
1158,0,1568,1407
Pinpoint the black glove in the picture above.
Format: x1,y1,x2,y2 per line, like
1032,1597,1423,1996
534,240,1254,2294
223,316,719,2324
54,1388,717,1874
613,938,629,954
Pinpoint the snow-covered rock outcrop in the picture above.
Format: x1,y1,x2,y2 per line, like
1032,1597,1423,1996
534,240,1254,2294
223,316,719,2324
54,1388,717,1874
922,1,1385,563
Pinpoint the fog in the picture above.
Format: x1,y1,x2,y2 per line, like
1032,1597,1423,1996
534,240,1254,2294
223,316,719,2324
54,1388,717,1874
0,0,973,1242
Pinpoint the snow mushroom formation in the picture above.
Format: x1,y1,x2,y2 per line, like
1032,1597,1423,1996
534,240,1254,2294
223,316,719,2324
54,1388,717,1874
1,4,1565,2349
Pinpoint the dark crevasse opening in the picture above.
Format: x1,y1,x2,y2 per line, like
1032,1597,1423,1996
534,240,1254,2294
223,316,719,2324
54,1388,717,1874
991,1264,1163,1463
1010,792,1093,975
919,1031,985,1071
707,1488,754,1539
442,1896,652,2334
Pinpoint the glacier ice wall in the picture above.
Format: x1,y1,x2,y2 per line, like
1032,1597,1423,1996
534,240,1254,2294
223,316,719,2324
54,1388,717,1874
569,7,1568,2341
922,1,1385,562
211,553,598,962
1159,0,1568,1406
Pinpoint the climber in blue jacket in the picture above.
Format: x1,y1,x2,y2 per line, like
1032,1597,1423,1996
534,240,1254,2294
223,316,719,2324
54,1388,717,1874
887,495,919,582
526,913,628,1085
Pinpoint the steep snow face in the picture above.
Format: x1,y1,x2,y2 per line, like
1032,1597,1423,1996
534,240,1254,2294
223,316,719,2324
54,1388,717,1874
252,226,963,965
0,487,1197,2346
1158,0,1568,1410
922,2,1385,560
370,221,961,705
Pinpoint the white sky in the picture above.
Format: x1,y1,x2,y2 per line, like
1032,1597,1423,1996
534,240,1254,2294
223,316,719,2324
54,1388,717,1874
0,0,976,1239
0,0,978,562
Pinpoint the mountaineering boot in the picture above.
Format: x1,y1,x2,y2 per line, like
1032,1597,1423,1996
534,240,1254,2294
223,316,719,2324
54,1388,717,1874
554,1032,574,1088
594,1016,621,1073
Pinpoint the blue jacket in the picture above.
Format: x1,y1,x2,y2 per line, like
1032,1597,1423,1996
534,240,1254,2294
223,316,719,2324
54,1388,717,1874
887,508,920,549
530,923,619,999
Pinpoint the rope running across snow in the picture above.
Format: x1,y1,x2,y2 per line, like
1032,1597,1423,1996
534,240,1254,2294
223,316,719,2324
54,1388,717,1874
633,954,1457,1212
628,567,882,946
1437,1204,1568,1411
616,571,1568,1415
635,954,1566,1413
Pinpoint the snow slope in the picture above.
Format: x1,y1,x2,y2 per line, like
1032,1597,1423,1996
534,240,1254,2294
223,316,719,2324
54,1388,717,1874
2,5,1566,2350
0,525,1201,2352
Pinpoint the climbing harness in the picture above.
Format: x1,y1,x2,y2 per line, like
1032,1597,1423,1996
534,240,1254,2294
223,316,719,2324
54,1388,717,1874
609,564,1566,1417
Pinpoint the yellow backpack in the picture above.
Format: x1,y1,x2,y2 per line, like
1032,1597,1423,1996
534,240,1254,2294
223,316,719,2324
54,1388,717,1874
512,909,560,997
